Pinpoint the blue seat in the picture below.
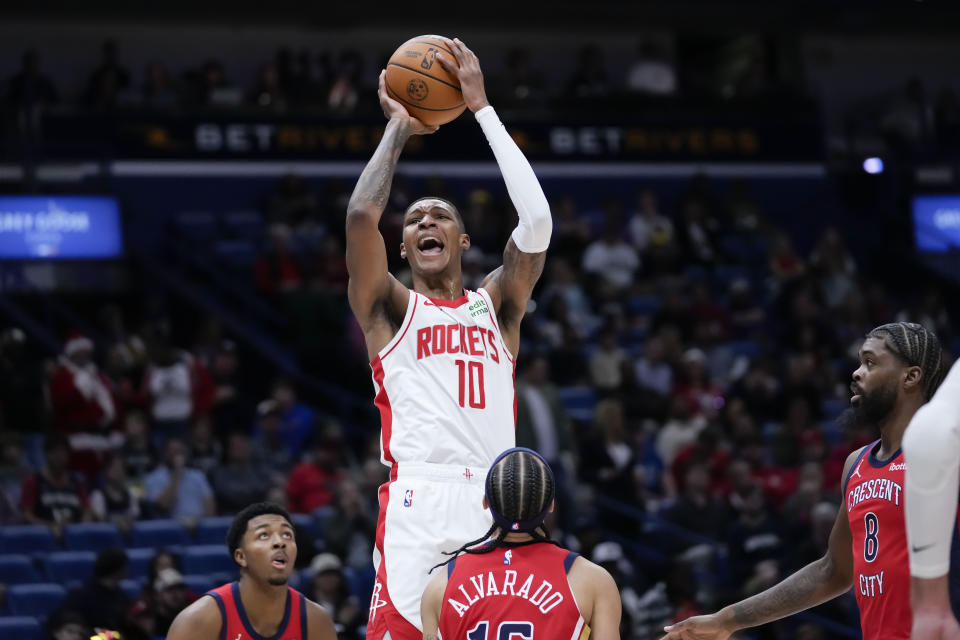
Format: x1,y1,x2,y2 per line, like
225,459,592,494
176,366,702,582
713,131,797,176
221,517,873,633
556,386,597,422
214,239,258,270
343,565,376,605
221,210,264,239
1,525,56,554
130,519,190,548
120,578,144,599
174,211,218,241
182,573,216,595
63,522,124,552
0,554,41,584
194,516,234,545
0,616,41,640
625,295,660,316
43,551,97,583
7,583,67,618
126,547,158,581
822,397,849,419
182,545,236,575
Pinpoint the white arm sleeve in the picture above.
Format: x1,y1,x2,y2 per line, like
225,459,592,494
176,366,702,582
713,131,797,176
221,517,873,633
475,106,552,253
903,359,960,578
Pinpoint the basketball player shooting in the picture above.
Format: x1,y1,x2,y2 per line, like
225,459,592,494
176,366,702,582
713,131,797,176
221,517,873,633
902,359,960,640
421,447,622,640
661,323,945,640
345,37,552,640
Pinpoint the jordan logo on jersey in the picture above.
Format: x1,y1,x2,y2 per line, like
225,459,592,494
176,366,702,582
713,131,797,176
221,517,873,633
851,460,864,480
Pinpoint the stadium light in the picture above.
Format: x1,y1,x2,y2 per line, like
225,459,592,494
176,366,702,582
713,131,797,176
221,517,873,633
863,157,884,174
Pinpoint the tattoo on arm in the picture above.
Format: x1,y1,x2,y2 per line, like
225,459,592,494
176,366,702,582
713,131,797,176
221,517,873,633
732,561,831,628
348,120,410,216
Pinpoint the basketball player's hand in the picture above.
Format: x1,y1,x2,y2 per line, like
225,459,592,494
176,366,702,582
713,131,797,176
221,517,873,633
378,70,438,135
436,38,489,113
660,613,734,640
912,609,960,640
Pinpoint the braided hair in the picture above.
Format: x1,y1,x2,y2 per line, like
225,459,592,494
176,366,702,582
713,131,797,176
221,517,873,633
867,322,946,400
430,447,559,573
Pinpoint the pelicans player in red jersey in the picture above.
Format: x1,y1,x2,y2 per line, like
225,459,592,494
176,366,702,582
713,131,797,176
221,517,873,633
421,447,621,640
662,322,945,640
166,502,336,640
346,38,551,640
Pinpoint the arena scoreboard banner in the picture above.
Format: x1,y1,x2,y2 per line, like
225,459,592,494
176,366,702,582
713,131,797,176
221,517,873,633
41,110,822,162
0,196,123,259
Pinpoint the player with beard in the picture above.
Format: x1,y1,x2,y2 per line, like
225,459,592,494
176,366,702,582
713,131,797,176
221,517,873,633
166,502,336,640
661,322,945,640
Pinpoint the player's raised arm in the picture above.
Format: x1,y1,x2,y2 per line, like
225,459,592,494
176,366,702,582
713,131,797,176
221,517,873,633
346,71,437,349
660,449,861,640
420,571,447,640
568,557,622,640
436,38,551,357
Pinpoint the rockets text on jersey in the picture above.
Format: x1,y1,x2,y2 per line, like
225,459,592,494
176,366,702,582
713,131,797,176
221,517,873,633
844,440,911,640
370,289,516,468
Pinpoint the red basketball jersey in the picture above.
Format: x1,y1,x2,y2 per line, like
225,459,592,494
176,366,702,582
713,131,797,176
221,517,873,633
207,581,307,640
438,542,587,640
845,440,911,640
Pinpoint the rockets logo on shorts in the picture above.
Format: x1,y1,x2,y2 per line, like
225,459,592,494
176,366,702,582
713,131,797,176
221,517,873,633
403,489,413,507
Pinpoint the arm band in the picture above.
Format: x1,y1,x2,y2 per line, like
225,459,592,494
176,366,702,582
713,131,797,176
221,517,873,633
903,360,960,578
475,106,552,253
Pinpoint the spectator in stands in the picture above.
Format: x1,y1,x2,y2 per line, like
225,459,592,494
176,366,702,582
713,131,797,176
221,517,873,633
566,44,611,99
20,434,90,536
516,355,575,470
0,326,48,433
767,231,805,287
49,332,119,482
590,326,630,393
123,598,160,640
689,280,732,345
628,189,674,252
656,395,707,469
45,610,90,640
265,173,319,226
143,437,214,524
269,378,316,457
210,432,268,514
84,39,131,110
550,195,592,264
200,58,241,107
208,339,251,438
672,347,724,419
625,39,677,96
675,199,717,264
0,432,29,513
6,49,58,115
492,47,546,111
252,399,294,476
307,553,364,638
142,61,178,109
313,235,349,293
187,416,221,476
634,334,674,397
323,480,376,570
151,568,196,636
539,259,599,336
582,222,641,293
142,325,214,447
326,49,362,113
664,462,728,542
90,454,140,534
256,224,303,294
728,278,767,338
119,410,157,486
725,483,784,588
250,62,288,111
286,432,345,514
57,547,131,631
581,398,640,533
142,550,180,604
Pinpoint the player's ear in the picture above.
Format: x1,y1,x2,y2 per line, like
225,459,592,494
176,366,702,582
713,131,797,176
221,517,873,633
482,495,489,510
459,233,471,251
903,365,922,390
234,548,247,568
548,500,555,513
400,242,407,260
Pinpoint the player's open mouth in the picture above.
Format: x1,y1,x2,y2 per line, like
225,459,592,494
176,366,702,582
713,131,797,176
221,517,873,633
271,554,288,569
850,384,863,404
417,236,445,256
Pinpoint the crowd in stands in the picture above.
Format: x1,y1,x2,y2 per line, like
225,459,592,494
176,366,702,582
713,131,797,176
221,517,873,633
1,167,959,639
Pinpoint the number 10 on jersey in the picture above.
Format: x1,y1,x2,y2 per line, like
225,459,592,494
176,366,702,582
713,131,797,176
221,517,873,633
455,359,486,409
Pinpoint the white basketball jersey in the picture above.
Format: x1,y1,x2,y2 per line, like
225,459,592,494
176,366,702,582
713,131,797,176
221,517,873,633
370,288,516,467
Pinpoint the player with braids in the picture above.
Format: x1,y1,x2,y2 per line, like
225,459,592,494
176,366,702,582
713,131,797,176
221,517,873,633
663,322,945,640
421,447,621,640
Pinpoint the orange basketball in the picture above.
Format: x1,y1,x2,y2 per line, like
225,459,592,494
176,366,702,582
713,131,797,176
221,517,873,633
385,35,466,126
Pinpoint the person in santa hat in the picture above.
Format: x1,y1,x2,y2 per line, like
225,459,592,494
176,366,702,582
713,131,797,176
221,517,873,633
48,332,121,483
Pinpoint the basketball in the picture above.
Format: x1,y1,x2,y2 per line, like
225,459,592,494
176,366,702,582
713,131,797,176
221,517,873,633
385,35,467,126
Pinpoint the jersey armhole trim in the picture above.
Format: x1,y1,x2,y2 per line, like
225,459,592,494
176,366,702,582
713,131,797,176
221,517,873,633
843,441,877,495
206,592,227,640
564,551,580,574
476,287,515,364
298,589,307,640
447,556,457,578
374,291,419,362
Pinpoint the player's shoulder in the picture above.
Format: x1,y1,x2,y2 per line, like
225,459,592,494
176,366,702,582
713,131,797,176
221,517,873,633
165,593,222,640
566,555,620,618
303,595,337,639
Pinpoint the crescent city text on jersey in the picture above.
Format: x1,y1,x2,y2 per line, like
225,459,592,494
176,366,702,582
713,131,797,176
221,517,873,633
847,477,903,511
